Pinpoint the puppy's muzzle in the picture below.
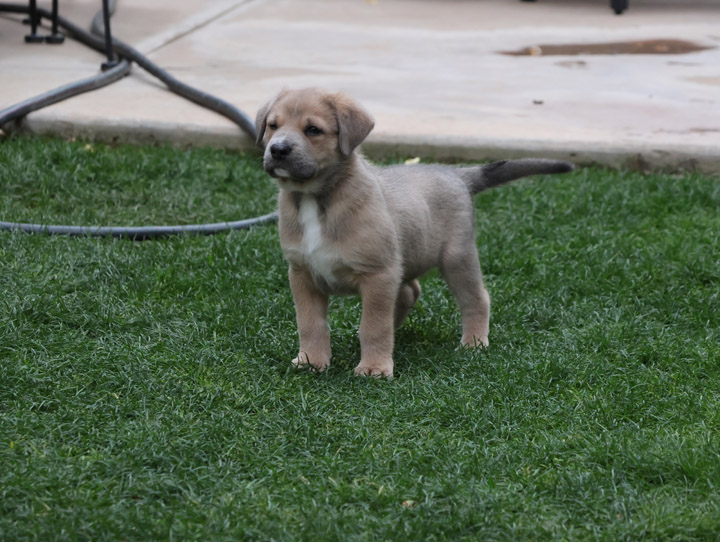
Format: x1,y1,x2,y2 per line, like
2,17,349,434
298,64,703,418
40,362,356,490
263,137,317,181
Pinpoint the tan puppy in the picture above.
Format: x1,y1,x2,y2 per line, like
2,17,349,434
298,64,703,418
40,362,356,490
256,88,573,378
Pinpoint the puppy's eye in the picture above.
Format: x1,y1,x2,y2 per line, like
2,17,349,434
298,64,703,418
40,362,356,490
305,125,323,136
268,122,278,130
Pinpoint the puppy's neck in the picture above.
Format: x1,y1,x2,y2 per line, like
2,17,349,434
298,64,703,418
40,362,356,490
282,152,366,204
291,190,328,217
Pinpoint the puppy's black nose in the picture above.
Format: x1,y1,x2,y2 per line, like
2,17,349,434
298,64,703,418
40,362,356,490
270,141,292,160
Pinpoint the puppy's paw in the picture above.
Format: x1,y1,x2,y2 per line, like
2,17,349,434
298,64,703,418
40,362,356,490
292,352,330,372
460,335,489,349
354,359,394,379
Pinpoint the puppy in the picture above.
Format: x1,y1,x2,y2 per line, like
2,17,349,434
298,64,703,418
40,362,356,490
256,88,573,378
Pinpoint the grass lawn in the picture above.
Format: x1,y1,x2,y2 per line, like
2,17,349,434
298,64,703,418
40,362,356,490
1,135,719,541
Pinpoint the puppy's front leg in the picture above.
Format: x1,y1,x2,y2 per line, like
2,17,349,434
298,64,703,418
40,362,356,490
289,266,331,371
354,269,401,378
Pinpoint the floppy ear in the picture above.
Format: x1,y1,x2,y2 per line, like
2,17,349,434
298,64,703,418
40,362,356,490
331,94,375,156
255,90,287,148
254,100,272,148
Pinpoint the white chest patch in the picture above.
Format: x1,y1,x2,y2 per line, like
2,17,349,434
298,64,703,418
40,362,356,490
298,196,339,284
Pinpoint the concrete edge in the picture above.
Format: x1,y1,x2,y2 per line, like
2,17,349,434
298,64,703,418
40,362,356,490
363,135,720,175
4,116,720,175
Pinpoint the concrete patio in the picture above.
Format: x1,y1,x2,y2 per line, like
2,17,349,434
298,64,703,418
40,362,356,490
1,0,719,172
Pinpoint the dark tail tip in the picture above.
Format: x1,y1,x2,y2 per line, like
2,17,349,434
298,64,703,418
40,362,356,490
501,158,575,175
468,158,575,194
555,161,576,174
486,158,575,182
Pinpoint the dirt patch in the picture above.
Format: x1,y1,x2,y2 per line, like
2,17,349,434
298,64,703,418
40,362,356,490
501,39,714,56
685,76,720,86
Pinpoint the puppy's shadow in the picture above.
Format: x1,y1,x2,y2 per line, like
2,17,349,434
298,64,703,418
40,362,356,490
324,293,481,378
392,320,469,376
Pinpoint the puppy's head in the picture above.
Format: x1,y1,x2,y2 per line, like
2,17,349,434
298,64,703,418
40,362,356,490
256,88,374,192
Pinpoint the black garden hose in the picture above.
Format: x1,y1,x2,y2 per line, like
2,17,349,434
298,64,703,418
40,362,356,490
0,59,131,126
0,213,279,240
0,1,276,239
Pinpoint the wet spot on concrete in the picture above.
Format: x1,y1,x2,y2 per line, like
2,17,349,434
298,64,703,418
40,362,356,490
555,60,587,69
501,39,714,56
657,127,720,134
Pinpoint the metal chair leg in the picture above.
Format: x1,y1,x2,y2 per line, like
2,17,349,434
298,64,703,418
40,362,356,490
45,0,65,43
100,0,119,71
24,0,44,42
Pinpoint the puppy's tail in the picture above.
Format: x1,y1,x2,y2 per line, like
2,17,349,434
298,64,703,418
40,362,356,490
458,159,574,195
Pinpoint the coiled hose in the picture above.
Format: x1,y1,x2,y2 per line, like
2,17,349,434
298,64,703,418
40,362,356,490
0,1,276,239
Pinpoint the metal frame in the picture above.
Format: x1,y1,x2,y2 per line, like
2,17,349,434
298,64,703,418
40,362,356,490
23,0,119,67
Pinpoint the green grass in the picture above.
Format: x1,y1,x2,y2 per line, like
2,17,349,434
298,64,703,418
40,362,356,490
1,135,719,541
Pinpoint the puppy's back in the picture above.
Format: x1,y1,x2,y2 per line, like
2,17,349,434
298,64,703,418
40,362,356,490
376,164,476,279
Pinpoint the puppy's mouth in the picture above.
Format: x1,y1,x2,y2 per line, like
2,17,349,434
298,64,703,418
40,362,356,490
269,167,291,179
263,161,316,183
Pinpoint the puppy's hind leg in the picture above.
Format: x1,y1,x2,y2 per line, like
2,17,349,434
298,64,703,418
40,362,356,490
394,279,421,330
440,245,490,348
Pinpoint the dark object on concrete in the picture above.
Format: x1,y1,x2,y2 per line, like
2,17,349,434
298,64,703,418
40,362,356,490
612,0,629,14
501,39,715,56
521,0,629,15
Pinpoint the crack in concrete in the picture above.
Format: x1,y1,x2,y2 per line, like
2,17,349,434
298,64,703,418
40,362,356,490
501,39,714,56
137,0,264,56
